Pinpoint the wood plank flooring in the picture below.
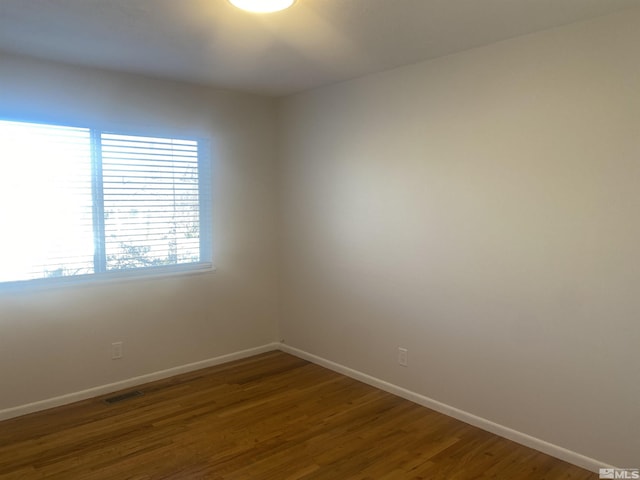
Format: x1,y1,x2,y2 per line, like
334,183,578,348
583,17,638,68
0,351,597,479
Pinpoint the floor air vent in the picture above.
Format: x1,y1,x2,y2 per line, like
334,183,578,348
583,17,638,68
103,390,144,404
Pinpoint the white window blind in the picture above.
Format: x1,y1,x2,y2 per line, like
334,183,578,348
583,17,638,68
101,134,203,271
0,120,211,287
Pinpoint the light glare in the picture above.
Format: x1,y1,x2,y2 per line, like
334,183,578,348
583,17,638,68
228,0,295,13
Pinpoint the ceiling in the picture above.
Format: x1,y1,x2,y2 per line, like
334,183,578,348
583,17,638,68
0,0,637,96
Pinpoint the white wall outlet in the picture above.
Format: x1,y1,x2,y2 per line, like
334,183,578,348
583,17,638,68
398,347,408,367
111,341,123,360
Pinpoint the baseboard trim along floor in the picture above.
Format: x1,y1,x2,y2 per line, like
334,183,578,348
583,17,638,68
1,341,613,473
0,343,279,422
278,344,613,474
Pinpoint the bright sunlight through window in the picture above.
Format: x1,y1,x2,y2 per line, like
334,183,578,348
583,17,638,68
0,119,212,287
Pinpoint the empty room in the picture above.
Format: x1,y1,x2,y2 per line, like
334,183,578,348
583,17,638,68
0,0,638,478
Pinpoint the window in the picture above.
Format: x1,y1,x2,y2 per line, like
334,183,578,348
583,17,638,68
0,119,212,287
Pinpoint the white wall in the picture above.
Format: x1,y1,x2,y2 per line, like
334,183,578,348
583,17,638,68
279,8,640,468
0,53,280,410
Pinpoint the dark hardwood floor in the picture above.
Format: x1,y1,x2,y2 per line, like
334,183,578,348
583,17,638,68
0,351,597,479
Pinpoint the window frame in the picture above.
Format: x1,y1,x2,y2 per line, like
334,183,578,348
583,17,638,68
0,118,214,291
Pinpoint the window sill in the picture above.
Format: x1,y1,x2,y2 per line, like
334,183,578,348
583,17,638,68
0,263,216,295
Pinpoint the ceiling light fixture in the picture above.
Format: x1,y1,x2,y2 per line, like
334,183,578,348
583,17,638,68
228,0,295,14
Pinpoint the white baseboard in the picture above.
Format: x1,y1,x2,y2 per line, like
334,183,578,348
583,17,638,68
278,343,613,473
0,341,613,473
0,343,279,422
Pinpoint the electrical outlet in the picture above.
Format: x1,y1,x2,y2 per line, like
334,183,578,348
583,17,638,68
398,347,408,367
111,341,123,360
